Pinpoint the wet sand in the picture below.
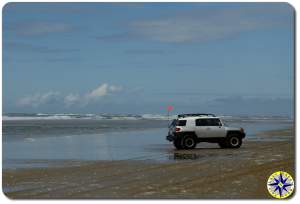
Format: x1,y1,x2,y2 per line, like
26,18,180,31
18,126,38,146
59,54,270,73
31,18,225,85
3,128,295,199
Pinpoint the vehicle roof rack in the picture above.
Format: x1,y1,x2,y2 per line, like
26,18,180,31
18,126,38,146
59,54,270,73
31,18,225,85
178,113,216,118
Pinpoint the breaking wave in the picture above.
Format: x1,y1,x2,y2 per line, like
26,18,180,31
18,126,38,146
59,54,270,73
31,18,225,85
2,113,292,122
2,113,176,121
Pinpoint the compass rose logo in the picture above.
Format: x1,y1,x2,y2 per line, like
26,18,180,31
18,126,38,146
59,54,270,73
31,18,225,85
267,171,294,199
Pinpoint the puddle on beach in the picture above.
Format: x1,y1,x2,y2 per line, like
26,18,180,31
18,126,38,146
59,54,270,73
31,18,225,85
3,120,293,169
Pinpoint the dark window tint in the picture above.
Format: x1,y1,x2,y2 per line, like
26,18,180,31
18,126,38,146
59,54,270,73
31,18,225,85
177,120,187,126
196,119,209,126
208,119,221,126
170,119,177,127
196,119,221,126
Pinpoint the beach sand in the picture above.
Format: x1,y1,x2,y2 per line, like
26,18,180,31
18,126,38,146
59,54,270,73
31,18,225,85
3,127,295,199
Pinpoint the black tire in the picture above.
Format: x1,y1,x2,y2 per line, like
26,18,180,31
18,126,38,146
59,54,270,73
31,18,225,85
226,134,242,148
182,135,197,149
218,141,228,148
173,138,183,150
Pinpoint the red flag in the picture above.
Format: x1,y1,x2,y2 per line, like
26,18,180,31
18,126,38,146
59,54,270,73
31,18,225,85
167,105,173,111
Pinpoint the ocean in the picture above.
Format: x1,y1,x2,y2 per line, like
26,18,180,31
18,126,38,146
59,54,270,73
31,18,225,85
2,113,293,169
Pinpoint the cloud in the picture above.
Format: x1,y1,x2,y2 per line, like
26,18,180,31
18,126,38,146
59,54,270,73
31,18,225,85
7,21,74,36
85,83,122,102
95,32,138,42
124,49,166,55
209,96,293,116
64,93,80,107
4,42,79,53
108,85,123,92
44,57,82,63
17,91,60,107
86,83,109,99
70,83,122,106
96,4,293,43
17,83,123,108
130,9,289,43
3,2,112,16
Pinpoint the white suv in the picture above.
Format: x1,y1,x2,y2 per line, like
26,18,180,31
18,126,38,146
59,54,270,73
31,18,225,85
166,114,246,149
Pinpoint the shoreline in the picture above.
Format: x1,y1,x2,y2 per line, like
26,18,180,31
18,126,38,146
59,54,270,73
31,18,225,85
3,127,295,199
255,127,294,137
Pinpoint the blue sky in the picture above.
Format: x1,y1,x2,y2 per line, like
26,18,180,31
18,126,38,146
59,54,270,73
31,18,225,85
2,2,294,116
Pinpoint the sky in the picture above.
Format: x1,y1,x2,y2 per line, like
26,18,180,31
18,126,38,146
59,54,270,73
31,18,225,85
2,2,295,116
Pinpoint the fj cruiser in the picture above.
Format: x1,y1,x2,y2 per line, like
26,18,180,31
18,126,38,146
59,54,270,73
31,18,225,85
166,114,246,149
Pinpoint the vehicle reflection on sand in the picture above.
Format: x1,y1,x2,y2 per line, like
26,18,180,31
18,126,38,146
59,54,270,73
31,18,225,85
168,146,239,161
171,152,203,160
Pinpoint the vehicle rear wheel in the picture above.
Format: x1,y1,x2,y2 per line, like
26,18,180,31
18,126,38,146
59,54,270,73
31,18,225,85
173,138,183,150
226,134,242,148
182,135,197,149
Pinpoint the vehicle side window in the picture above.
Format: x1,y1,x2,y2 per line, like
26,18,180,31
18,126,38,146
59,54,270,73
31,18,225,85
177,120,187,126
195,119,209,126
196,119,221,126
208,119,222,126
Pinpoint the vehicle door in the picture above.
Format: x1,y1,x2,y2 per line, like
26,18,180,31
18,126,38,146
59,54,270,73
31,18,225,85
206,118,226,137
195,119,213,138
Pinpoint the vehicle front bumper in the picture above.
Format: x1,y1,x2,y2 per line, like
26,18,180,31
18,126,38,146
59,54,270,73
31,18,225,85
166,133,183,142
240,132,246,138
166,134,175,142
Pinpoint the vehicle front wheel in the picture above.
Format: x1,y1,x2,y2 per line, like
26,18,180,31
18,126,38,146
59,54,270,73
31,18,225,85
173,138,183,150
182,135,197,149
226,134,242,148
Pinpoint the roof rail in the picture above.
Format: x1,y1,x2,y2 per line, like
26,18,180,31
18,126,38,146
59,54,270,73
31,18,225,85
178,113,216,118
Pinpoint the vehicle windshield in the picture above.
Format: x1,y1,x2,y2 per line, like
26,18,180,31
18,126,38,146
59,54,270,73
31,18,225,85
169,119,177,127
